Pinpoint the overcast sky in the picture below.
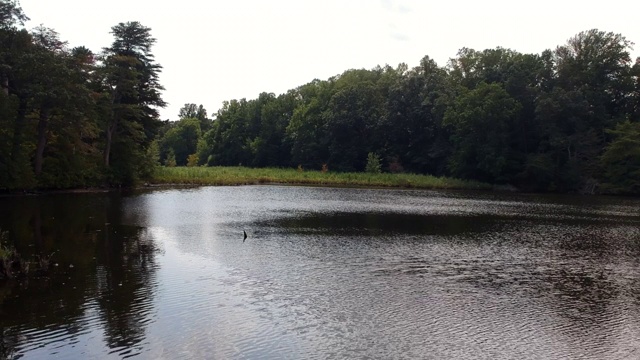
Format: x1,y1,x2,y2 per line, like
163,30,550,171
19,0,640,120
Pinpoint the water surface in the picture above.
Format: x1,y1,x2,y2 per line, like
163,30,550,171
1,186,640,359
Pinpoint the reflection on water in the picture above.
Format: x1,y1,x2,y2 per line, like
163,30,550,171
0,195,159,359
1,186,640,359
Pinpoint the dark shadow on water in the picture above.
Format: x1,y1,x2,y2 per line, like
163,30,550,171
0,193,159,359
268,212,499,237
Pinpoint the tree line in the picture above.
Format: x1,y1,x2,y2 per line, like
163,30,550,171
163,30,639,194
2,0,639,194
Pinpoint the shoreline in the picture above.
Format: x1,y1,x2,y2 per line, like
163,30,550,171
1,166,634,196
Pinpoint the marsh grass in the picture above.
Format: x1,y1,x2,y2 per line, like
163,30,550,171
151,166,490,190
0,230,55,280
0,230,27,279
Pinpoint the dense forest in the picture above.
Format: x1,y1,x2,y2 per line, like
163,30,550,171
1,0,639,194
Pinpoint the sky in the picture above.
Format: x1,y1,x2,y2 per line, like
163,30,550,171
19,0,640,120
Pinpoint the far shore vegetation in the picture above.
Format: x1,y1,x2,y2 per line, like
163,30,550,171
150,166,491,190
1,1,639,195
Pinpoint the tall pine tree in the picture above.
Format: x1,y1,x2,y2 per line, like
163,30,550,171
99,21,165,185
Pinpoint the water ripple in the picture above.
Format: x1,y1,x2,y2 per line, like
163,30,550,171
2,186,640,359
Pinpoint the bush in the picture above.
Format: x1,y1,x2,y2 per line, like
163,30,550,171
365,152,382,174
165,149,177,167
187,154,199,167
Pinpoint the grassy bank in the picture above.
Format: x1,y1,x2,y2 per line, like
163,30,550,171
150,166,491,190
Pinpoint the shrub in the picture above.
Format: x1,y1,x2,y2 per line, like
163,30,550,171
187,154,199,167
165,149,177,167
365,152,382,174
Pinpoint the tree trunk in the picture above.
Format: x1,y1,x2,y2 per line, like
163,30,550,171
10,96,28,163
104,127,112,167
104,90,122,168
104,121,117,167
1,75,8,96
34,107,50,176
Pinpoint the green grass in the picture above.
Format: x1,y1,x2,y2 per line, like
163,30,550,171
150,166,491,190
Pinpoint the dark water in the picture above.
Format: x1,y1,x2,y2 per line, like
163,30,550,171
1,186,640,359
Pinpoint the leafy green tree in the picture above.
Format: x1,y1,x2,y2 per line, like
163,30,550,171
99,21,165,184
0,13,34,189
0,0,28,95
205,99,252,166
244,92,275,166
178,103,211,131
0,2,104,189
0,0,28,30
555,30,634,129
286,80,334,169
249,91,297,167
444,82,522,182
29,25,69,177
448,47,519,89
164,149,176,167
527,30,636,191
365,152,382,173
186,153,198,167
138,140,160,178
381,57,453,175
324,70,385,171
600,121,640,194
0,90,18,187
38,45,102,188
533,87,594,190
159,117,201,166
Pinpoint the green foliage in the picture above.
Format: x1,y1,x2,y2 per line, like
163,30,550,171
286,81,333,169
178,103,211,131
0,0,29,29
325,75,385,171
365,152,382,174
138,140,160,179
100,21,165,185
165,149,177,167
444,83,521,183
381,58,452,175
204,99,252,166
159,118,201,166
187,154,198,167
600,121,640,194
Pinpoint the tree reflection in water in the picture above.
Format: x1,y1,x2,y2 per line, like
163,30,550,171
0,193,159,358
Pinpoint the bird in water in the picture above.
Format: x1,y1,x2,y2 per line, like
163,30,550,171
243,230,247,242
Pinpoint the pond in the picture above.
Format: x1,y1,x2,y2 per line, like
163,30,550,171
1,186,640,359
